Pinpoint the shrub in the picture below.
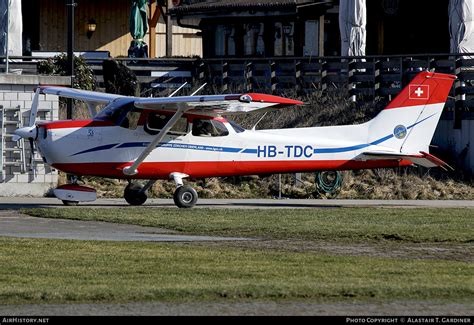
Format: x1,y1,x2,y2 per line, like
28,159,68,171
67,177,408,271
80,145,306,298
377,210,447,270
38,53,96,91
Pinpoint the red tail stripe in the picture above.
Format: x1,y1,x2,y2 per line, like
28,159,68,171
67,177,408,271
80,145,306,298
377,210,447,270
384,72,455,110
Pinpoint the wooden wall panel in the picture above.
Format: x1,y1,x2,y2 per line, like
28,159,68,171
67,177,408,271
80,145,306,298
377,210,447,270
38,0,201,58
39,0,132,57
152,18,202,58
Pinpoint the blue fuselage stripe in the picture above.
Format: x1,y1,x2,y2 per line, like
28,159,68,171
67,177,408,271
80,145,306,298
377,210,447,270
70,113,437,157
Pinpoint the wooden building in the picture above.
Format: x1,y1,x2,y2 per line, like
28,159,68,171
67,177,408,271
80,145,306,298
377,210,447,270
169,0,334,58
19,0,451,59
365,0,450,55
22,0,202,58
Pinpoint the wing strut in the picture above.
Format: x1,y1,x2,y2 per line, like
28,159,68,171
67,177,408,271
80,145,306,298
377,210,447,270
122,104,189,176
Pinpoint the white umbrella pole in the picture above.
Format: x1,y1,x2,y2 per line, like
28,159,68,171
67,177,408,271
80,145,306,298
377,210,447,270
5,0,8,74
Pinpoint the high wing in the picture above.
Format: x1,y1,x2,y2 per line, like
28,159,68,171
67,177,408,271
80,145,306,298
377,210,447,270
134,93,304,115
39,86,126,103
358,151,453,170
39,86,127,116
39,86,303,116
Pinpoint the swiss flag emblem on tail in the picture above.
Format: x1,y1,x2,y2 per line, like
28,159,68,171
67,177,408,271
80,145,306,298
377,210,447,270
384,71,455,110
409,85,429,99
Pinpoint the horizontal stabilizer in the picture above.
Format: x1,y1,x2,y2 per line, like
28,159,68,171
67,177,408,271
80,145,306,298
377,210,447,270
359,151,453,170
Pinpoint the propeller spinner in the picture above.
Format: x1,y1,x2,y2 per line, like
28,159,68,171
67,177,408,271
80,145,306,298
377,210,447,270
13,87,40,141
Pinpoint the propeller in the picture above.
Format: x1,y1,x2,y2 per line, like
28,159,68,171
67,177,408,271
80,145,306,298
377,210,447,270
13,87,41,170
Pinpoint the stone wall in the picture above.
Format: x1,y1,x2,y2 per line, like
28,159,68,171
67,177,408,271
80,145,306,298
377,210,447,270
0,74,70,196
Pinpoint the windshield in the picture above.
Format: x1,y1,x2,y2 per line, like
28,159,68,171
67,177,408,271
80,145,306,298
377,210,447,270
95,98,142,130
228,119,246,133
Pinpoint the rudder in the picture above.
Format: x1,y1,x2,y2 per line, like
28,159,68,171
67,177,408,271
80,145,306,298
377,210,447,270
368,71,455,154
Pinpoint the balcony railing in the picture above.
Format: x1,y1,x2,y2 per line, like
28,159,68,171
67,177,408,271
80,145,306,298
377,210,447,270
2,53,474,113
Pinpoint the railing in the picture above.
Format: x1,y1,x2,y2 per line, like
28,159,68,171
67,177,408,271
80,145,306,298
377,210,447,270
3,53,474,112
199,54,464,104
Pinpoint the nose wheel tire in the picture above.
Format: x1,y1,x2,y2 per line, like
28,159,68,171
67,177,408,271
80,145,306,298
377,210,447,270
124,184,148,206
173,185,198,208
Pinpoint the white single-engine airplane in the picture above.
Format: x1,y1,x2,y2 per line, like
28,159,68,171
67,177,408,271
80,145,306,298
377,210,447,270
13,71,455,207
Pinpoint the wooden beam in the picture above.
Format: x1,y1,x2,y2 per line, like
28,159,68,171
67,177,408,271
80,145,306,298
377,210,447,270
319,15,324,57
148,0,161,58
166,0,173,57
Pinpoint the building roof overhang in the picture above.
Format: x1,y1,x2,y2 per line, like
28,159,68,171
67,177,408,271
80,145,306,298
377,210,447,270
170,0,334,19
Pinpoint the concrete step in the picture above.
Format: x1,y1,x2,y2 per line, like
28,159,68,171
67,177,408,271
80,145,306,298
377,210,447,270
3,148,23,152
3,161,22,166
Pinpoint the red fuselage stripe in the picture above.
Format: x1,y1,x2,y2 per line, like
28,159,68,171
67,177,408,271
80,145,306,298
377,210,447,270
40,120,114,129
52,159,413,179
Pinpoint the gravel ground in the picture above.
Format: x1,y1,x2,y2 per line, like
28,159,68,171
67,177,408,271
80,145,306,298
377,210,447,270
0,301,472,316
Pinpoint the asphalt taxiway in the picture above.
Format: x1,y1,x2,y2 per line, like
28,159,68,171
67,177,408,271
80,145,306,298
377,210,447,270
0,197,472,242
0,210,249,242
1,197,474,209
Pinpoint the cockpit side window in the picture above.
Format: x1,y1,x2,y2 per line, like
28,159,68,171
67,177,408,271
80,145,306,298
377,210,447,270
144,112,188,135
192,119,229,137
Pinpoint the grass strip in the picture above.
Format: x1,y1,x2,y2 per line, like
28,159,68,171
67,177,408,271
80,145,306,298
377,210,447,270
21,207,474,243
0,237,472,304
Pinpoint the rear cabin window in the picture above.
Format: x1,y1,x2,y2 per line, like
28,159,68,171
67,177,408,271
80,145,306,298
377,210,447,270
192,119,229,137
145,112,188,135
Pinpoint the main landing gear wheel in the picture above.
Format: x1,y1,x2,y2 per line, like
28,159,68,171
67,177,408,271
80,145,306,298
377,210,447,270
124,183,148,206
173,185,198,208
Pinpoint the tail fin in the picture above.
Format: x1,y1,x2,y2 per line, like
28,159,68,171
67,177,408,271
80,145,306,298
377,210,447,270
368,71,455,154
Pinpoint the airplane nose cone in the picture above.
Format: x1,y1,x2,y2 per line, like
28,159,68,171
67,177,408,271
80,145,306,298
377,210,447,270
13,126,37,140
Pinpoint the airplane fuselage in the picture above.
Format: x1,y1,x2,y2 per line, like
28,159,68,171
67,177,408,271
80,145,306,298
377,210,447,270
35,116,411,180
14,71,455,207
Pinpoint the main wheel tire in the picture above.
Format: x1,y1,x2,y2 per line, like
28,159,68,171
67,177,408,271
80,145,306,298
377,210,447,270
124,184,148,206
173,185,198,208
62,200,79,206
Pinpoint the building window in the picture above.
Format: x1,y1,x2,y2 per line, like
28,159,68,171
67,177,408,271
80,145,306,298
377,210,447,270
304,20,319,57
244,23,265,56
274,22,294,56
215,25,225,56
225,25,236,56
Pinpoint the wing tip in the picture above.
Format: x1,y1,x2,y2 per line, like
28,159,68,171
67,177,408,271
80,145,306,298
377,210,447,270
245,93,304,105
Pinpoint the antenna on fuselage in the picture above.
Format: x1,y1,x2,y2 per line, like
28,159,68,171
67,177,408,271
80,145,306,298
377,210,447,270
251,112,268,131
168,82,188,97
190,83,207,96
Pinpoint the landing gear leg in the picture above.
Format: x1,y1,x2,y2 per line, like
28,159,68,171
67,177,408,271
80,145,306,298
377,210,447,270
124,180,156,206
170,172,198,208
